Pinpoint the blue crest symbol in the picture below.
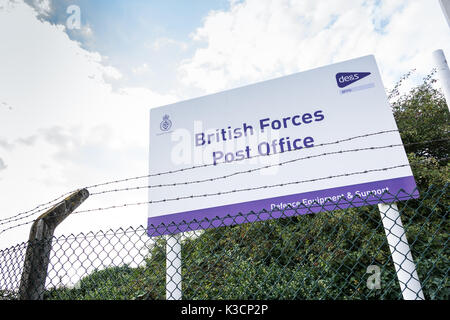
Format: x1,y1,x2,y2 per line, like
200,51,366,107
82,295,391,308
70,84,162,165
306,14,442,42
160,114,172,131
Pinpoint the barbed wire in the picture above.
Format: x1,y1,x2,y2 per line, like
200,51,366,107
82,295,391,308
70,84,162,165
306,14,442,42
90,137,450,196
0,183,432,245
2,136,447,229
83,163,413,209
0,202,66,229
87,129,401,188
0,129,400,225
1,155,447,237
0,191,73,224
0,135,448,233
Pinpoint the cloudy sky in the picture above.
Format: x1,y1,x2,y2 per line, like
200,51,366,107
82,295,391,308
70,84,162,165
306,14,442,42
0,0,449,248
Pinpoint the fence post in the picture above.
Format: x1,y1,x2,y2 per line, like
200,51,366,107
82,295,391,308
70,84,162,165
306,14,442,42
166,234,182,300
378,202,424,300
18,189,89,300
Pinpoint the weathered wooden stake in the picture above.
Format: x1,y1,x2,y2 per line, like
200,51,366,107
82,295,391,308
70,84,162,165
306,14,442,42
19,189,89,300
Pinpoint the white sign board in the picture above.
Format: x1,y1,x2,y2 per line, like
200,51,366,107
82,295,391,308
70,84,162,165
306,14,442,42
148,55,418,236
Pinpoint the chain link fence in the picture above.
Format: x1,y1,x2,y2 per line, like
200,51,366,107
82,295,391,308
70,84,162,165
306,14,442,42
0,184,448,300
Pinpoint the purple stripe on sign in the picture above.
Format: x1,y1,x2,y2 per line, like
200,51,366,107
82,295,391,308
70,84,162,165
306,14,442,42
147,176,418,237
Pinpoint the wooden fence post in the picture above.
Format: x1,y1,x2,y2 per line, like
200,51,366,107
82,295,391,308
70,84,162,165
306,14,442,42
18,189,89,300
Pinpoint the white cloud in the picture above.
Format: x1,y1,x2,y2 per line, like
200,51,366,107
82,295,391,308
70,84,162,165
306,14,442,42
102,64,123,80
1,101,12,110
0,1,177,246
152,37,188,51
179,0,450,93
132,63,150,75
0,158,6,171
80,24,93,37
28,0,50,16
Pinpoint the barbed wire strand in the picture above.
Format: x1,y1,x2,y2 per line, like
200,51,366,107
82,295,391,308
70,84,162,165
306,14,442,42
0,129,399,224
90,137,450,196
1,156,447,237
1,183,429,245
88,129,401,188
0,135,448,228
0,191,74,224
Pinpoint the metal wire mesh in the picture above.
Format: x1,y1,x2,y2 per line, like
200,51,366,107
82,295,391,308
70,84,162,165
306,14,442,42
0,184,447,300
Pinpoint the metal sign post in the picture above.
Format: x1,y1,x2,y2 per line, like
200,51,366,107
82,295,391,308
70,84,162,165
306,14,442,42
378,203,424,300
166,234,182,300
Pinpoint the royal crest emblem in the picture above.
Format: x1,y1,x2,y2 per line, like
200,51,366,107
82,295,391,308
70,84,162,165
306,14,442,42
160,114,172,131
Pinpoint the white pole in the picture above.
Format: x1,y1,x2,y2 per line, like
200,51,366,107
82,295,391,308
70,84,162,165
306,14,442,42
166,234,182,300
432,49,450,112
378,203,424,300
439,0,450,28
